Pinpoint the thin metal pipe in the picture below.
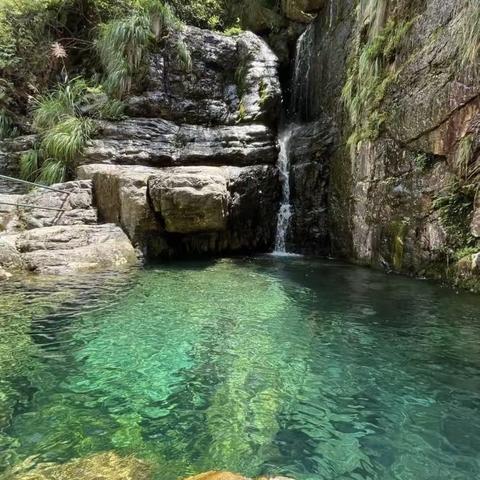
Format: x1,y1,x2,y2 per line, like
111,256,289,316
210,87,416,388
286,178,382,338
0,201,66,212
0,174,71,195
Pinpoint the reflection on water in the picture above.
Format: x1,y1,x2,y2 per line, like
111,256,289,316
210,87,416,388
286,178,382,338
1,257,480,480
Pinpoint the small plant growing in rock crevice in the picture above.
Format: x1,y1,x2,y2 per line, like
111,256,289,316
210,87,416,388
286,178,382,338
456,0,480,70
433,181,476,249
455,134,475,179
342,10,413,149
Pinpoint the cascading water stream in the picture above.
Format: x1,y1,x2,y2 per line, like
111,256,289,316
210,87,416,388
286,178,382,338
273,128,294,253
273,25,314,254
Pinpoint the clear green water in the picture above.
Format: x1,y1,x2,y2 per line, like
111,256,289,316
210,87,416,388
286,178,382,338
1,257,480,480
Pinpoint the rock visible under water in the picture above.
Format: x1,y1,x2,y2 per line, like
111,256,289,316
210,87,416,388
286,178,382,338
183,473,295,480
3,452,153,480
183,472,249,480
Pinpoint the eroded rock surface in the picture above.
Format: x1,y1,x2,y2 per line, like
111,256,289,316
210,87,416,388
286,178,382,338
4,452,153,480
149,167,229,234
78,164,280,257
17,224,137,275
83,120,278,168
0,180,137,278
127,27,281,126
289,0,480,290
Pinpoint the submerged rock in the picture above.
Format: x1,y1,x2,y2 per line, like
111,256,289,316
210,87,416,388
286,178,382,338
184,473,249,480
3,452,153,480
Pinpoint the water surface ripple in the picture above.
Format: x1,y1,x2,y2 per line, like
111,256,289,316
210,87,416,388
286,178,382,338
1,257,480,480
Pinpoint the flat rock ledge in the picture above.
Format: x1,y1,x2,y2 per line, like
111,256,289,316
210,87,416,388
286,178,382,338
0,180,138,279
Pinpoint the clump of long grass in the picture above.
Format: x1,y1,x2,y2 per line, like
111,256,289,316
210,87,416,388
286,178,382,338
22,78,102,184
97,0,188,98
456,134,474,179
341,10,412,149
457,0,480,69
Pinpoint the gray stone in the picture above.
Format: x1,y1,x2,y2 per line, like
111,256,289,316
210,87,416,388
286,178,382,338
16,224,138,275
82,119,278,168
80,163,280,258
77,164,161,246
0,266,11,280
149,167,229,234
0,237,24,271
126,26,281,126
18,180,97,230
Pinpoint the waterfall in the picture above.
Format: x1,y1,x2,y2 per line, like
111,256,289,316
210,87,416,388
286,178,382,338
273,25,315,255
273,127,295,253
292,23,315,119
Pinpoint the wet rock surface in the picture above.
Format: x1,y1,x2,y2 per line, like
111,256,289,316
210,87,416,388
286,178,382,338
289,0,480,290
75,26,282,258
3,452,153,480
127,27,281,126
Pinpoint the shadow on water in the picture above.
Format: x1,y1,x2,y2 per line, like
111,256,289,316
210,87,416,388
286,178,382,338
1,258,480,480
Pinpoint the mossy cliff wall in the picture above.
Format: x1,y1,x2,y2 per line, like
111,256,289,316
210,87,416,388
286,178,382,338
290,0,480,290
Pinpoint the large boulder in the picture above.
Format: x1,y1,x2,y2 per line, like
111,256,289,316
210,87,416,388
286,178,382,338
16,224,137,275
78,164,160,247
149,167,229,233
127,26,281,126
78,164,280,258
147,165,281,257
82,119,278,168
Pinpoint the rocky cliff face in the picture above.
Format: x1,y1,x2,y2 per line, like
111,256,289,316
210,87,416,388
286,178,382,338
287,0,480,290
78,26,282,258
0,27,282,265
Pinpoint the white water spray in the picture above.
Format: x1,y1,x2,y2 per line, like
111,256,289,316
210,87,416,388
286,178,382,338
273,127,295,254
